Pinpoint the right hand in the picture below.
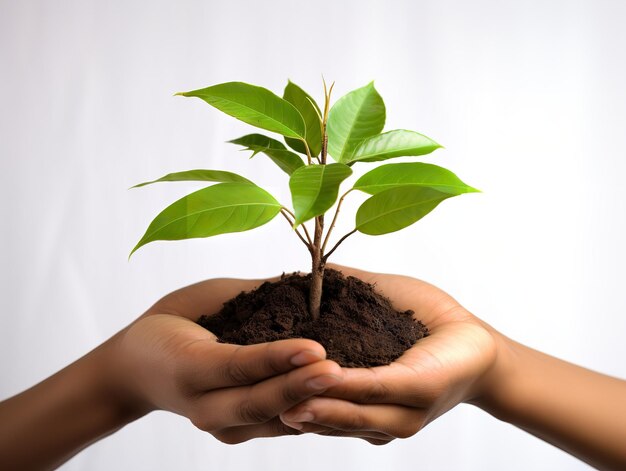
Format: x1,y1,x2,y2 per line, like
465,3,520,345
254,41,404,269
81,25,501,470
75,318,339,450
105,278,343,444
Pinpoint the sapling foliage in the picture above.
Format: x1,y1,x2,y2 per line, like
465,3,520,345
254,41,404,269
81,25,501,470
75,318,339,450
131,79,478,320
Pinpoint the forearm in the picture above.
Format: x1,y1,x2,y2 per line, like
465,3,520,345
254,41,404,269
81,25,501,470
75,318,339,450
0,334,144,470
476,331,626,471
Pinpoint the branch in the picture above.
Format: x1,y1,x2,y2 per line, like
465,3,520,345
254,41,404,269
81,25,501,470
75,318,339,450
280,209,312,252
322,228,357,262
282,208,313,246
321,188,353,254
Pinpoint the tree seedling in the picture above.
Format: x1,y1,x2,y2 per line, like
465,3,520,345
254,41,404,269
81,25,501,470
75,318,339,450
131,79,478,320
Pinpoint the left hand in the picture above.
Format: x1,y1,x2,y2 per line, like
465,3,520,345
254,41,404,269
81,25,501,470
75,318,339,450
279,264,501,445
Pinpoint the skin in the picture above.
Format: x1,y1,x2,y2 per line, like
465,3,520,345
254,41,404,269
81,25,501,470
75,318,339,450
1,266,625,470
0,278,342,470
280,265,626,471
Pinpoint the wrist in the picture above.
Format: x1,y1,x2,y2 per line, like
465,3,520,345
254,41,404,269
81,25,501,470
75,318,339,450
466,324,521,418
92,329,154,423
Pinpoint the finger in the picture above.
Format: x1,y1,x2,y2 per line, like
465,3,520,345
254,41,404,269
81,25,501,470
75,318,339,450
184,338,329,390
325,321,495,407
324,362,441,407
212,417,301,444
280,397,425,439
213,417,391,445
292,423,395,443
363,437,394,446
189,360,343,431
320,430,395,445
214,414,389,444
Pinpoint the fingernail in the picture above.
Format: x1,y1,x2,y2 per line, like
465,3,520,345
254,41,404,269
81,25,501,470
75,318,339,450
281,417,304,430
306,374,341,391
290,350,324,366
282,410,314,423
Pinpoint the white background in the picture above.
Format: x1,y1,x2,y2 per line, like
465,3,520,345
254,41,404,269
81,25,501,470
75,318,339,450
2,1,625,469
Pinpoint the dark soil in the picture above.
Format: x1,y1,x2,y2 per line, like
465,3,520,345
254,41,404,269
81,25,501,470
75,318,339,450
197,269,428,367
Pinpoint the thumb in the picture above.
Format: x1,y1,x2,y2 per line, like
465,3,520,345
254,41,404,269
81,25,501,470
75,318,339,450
183,338,329,391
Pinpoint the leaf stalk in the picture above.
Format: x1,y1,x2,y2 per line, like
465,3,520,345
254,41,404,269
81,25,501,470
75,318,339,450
322,228,357,262
280,208,312,252
321,188,353,255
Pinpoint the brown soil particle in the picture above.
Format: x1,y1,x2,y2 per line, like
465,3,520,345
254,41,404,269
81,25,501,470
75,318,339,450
198,269,428,368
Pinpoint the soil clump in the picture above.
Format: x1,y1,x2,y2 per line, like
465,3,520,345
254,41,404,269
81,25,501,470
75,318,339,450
198,269,428,367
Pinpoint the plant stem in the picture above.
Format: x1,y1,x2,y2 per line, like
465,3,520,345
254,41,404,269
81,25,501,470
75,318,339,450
309,215,325,321
307,77,335,321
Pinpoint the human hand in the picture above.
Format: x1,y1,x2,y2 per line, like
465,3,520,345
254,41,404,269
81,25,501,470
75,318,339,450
105,278,343,444
279,265,501,445
0,277,344,470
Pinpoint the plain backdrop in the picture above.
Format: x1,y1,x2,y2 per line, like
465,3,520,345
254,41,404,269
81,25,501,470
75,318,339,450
1,1,625,469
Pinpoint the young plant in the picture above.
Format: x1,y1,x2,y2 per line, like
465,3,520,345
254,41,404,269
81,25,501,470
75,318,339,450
131,79,478,320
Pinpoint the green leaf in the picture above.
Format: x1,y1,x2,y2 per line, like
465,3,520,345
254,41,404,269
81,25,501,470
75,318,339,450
353,162,479,195
346,130,441,164
327,82,386,162
289,163,353,226
228,133,304,175
130,182,281,256
283,81,323,156
176,82,306,139
355,186,452,235
131,169,252,188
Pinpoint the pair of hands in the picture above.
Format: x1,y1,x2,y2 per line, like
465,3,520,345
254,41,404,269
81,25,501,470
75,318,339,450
110,265,501,446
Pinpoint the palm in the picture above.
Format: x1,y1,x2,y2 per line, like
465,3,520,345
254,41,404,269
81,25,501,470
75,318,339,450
327,267,496,409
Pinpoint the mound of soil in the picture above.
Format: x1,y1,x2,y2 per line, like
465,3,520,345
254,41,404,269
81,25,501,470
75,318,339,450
197,269,428,367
